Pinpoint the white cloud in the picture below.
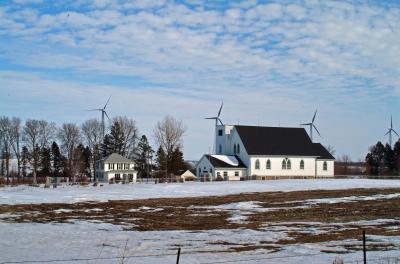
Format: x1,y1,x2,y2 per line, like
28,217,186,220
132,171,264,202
1,0,400,159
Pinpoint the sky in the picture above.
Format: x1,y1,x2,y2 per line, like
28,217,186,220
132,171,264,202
1,0,400,161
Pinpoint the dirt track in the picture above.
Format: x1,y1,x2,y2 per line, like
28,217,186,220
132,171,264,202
1,188,399,253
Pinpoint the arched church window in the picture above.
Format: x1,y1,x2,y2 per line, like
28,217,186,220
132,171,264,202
323,161,328,171
287,159,291,170
255,159,260,170
300,160,304,170
282,159,286,170
266,159,271,170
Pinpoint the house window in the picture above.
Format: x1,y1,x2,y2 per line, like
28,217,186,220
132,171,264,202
218,129,223,136
255,159,260,170
323,161,328,171
115,174,121,180
237,144,240,154
108,163,112,170
266,159,271,170
199,168,201,175
233,144,236,154
282,159,287,170
210,168,213,173
234,171,239,176
223,171,228,177
117,163,122,170
287,159,291,170
217,172,220,177
219,144,222,154
300,160,304,170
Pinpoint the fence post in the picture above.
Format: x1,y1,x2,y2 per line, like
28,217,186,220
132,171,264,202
176,247,181,264
363,230,366,264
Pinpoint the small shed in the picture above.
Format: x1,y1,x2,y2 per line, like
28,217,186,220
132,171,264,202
179,169,197,181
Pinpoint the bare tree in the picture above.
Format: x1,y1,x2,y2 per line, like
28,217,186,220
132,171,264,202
153,115,186,177
0,117,11,183
39,120,57,148
112,116,139,159
23,119,41,185
9,117,22,179
81,119,103,181
58,123,81,183
325,145,336,157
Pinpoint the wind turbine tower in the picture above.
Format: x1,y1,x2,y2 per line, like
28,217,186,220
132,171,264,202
300,110,321,142
89,96,111,139
205,102,224,154
385,116,399,147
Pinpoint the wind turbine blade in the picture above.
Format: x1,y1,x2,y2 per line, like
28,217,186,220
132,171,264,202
385,130,390,136
217,102,223,117
300,123,311,126
391,115,393,129
393,129,399,137
87,109,102,111
104,111,111,121
312,109,317,123
313,124,321,136
205,117,218,120
103,95,111,109
218,118,224,125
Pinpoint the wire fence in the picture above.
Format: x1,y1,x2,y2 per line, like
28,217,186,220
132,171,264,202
1,244,399,264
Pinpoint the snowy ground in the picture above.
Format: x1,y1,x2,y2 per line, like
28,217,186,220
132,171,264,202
1,179,399,263
0,221,399,264
2,179,400,205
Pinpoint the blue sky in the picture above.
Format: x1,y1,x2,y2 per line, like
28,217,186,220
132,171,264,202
1,0,400,161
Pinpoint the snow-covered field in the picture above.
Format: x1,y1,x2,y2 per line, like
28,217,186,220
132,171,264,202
1,179,399,264
1,179,400,205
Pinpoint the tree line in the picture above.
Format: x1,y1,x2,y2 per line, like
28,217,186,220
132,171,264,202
365,140,400,176
0,115,189,185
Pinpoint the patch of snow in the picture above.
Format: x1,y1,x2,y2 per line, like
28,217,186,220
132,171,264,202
211,155,239,166
1,179,400,205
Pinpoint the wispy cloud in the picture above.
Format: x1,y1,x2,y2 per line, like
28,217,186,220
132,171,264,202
1,0,400,159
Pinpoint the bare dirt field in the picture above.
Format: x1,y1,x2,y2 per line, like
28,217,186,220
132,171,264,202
1,188,399,254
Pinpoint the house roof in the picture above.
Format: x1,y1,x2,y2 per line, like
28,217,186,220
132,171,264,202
234,125,334,159
104,153,133,163
312,143,335,160
204,155,247,168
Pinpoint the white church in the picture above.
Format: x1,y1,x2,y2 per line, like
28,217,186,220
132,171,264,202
196,124,335,181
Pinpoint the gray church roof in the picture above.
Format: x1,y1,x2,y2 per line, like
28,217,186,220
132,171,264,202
234,125,334,160
104,153,133,163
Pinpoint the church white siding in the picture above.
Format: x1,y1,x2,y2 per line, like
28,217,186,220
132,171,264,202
316,160,334,177
248,156,317,177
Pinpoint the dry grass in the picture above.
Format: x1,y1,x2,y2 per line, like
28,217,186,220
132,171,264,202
1,188,399,253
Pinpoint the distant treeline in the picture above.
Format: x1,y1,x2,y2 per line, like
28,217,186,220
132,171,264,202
365,140,400,176
0,115,188,185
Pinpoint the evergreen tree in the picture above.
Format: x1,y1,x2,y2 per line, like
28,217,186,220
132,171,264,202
383,143,395,175
135,135,153,178
101,121,125,157
367,141,385,175
169,147,187,175
156,146,167,172
21,146,29,177
39,146,51,176
393,139,400,175
51,141,62,177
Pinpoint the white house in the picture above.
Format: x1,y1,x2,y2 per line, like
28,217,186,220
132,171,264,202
96,153,137,183
196,125,335,180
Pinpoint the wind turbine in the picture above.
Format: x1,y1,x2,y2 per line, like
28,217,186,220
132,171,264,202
205,102,224,154
300,109,321,142
88,96,111,139
385,115,399,146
